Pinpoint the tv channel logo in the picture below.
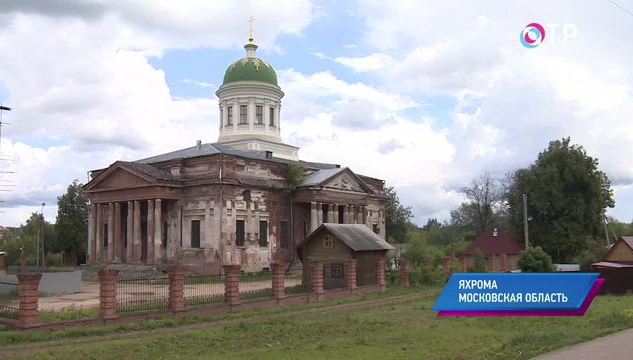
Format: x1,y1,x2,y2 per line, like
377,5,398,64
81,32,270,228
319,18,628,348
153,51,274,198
520,22,578,48
520,23,545,48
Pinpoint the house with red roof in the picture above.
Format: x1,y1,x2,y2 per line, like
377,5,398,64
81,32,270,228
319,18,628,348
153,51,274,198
461,229,523,272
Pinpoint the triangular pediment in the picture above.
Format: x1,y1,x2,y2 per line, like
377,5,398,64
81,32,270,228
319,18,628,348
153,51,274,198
320,169,373,194
84,162,160,192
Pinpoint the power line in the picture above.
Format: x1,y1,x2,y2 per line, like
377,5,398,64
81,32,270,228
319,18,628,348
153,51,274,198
609,0,633,19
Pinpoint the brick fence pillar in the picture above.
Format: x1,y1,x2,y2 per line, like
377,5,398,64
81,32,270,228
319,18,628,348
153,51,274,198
223,264,241,306
374,256,386,291
399,260,410,288
168,266,186,312
16,272,42,329
346,259,357,291
311,261,324,295
500,253,508,272
98,270,119,320
271,262,286,300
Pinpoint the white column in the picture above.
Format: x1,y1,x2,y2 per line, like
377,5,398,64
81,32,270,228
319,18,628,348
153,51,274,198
379,211,386,239
89,203,97,263
327,204,334,223
95,204,102,262
107,203,114,261
317,202,323,227
333,204,339,224
343,205,349,224
114,202,122,263
126,201,133,262
232,99,239,130
248,97,255,130
133,200,141,263
357,206,364,224
310,202,318,232
147,199,155,263
154,199,163,263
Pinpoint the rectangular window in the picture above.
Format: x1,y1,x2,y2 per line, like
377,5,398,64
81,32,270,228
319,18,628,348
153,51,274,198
162,221,168,248
372,224,379,235
103,224,109,247
331,263,344,278
259,220,268,247
239,105,248,124
256,105,263,124
227,106,233,125
269,107,275,126
324,235,333,248
236,220,245,246
280,221,289,249
191,220,201,248
220,108,223,126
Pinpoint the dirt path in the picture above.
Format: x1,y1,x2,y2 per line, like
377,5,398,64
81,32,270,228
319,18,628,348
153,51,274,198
32,279,301,311
1,291,433,358
532,328,633,360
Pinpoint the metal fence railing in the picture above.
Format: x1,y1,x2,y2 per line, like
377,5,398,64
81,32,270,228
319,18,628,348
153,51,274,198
0,280,19,319
184,274,225,306
117,272,169,314
239,271,273,300
284,283,310,295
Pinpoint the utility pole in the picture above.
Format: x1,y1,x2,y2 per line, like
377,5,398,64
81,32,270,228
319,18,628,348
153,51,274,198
523,193,529,248
41,202,45,268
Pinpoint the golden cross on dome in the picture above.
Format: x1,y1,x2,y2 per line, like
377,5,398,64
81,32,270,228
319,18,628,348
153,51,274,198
247,16,255,37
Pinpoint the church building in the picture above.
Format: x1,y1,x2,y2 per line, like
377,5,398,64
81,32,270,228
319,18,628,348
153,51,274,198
83,33,389,274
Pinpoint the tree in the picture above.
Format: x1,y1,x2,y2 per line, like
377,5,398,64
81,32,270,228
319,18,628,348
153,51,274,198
506,138,614,262
422,218,441,231
450,202,478,230
517,246,555,272
461,173,504,233
55,180,89,265
283,162,305,264
385,186,413,243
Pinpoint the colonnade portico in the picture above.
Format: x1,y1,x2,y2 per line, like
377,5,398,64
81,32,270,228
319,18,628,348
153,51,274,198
88,199,168,265
308,201,383,233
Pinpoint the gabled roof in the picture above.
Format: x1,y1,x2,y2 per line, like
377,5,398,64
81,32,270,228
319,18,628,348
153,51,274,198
122,162,180,182
84,161,181,191
601,236,633,262
298,224,394,257
621,236,633,249
463,230,522,255
301,167,346,186
134,142,342,171
299,167,375,194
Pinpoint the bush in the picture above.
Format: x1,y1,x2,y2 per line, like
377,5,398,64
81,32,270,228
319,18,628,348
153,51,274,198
518,246,555,272
409,265,445,286
403,231,442,266
575,250,600,271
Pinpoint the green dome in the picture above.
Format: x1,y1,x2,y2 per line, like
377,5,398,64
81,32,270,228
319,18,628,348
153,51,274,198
223,56,278,86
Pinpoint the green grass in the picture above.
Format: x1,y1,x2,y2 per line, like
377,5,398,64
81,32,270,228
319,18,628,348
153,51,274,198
39,307,99,323
3,289,633,359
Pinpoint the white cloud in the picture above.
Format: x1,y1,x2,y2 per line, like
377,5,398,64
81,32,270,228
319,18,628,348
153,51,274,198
2,0,633,228
182,79,215,89
0,3,316,226
333,53,394,72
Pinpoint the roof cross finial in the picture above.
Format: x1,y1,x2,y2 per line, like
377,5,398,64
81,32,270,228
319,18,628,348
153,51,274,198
247,16,255,38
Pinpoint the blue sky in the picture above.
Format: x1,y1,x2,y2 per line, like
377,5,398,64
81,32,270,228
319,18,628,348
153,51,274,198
0,0,633,228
